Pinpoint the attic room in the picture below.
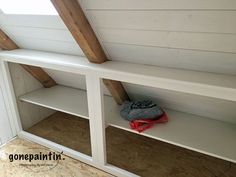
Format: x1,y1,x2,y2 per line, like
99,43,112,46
0,0,235,177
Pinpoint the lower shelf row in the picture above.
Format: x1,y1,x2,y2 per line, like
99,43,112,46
19,85,236,163
24,111,235,177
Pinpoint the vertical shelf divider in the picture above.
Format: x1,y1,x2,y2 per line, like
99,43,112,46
86,75,107,166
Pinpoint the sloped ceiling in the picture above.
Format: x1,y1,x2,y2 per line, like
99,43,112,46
0,13,84,56
1,0,236,122
1,0,236,75
78,0,236,75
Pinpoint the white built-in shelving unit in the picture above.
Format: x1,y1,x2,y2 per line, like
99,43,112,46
18,84,236,163
0,49,236,177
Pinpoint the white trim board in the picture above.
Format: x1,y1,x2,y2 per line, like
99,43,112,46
1,49,236,102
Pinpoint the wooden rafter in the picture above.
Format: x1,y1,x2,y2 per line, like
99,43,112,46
0,29,57,88
51,0,130,104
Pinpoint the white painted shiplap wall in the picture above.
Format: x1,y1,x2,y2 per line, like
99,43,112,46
0,14,84,56
0,49,13,144
80,0,236,10
1,1,235,75
79,0,236,75
0,86,13,145
9,63,55,130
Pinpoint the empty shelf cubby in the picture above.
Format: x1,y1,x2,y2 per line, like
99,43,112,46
9,62,92,157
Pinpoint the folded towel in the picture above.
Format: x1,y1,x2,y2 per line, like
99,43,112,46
120,100,164,121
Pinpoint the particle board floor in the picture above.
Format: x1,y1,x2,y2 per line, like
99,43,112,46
27,112,236,177
27,112,91,156
0,138,112,177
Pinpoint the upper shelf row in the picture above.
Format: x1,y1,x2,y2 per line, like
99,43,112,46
0,49,236,102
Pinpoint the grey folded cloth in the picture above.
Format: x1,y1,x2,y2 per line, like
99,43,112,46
120,100,164,121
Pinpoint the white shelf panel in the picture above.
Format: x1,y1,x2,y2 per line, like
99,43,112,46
104,97,236,163
19,85,89,119
1,49,236,102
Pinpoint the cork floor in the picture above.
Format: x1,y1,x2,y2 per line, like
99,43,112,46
24,112,236,176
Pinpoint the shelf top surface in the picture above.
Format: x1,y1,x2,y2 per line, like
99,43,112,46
19,85,89,119
104,96,236,163
2,49,236,102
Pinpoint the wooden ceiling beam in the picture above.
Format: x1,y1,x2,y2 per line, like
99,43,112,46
0,29,57,88
51,0,130,104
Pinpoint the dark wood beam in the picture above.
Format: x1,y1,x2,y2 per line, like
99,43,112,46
51,0,130,104
0,29,57,88
20,65,57,88
0,29,18,50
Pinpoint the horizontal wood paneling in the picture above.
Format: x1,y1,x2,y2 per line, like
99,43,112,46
88,11,236,34
81,0,236,10
9,63,56,130
9,36,83,55
0,86,13,144
98,29,236,53
1,26,75,42
0,14,66,29
0,14,83,55
80,0,236,75
104,43,236,75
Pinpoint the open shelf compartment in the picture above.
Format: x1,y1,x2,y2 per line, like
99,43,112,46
19,85,236,163
19,85,89,119
8,62,92,158
105,96,236,163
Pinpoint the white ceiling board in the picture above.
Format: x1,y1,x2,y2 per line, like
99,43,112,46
98,28,236,53
0,14,66,29
81,0,236,10
1,26,75,42
79,0,236,75
8,36,83,56
88,11,236,34
104,43,236,75
0,14,84,56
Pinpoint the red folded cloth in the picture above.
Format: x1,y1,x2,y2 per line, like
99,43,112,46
129,112,168,133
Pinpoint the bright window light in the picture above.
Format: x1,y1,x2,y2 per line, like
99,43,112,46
0,0,58,15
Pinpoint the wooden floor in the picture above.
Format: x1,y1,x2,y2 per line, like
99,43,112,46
27,112,236,177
